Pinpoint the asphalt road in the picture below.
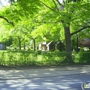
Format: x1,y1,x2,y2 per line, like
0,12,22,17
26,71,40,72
0,72,90,90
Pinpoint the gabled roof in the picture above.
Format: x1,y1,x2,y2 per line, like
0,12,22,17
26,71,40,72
46,41,53,47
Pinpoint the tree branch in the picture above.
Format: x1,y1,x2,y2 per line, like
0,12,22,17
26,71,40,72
0,16,14,26
71,25,90,36
52,0,59,10
34,19,62,24
53,0,57,7
39,0,56,12
56,0,64,9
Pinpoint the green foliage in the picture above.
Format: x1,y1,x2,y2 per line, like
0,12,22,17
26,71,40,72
78,51,90,64
72,50,90,64
0,0,90,64
0,50,90,67
35,50,42,55
0,50,65,67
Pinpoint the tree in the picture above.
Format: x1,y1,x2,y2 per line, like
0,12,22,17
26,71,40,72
0,16,14,26
35,0,90,63
0,0,42,50
0,0,90,63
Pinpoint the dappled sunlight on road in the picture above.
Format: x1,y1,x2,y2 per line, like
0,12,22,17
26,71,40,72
0,65,90,90
0,65,90,79
0,73,89,90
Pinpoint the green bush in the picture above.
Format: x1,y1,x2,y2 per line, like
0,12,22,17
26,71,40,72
35,50,42,55
78,51,90,64
0,50,66,67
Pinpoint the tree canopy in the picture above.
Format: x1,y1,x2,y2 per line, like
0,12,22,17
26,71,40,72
0,0,90,62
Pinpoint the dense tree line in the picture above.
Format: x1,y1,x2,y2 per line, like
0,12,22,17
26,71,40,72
0,0,90,63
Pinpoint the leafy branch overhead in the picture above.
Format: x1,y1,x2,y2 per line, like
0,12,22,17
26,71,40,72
0,0,90,62
0,16,14,26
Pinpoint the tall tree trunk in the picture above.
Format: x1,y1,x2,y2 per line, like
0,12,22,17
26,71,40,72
33,38,36,52
18,37,21,50
24,42,26,50
76,34,79,52
63,26,74,63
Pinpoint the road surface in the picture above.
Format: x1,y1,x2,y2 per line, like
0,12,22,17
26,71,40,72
0,65,90,90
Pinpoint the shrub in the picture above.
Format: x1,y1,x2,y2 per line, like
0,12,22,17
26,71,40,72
0,50,66,67
35,50,41,55
78,51,90,64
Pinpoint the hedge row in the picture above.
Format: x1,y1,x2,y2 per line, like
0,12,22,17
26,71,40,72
0,50,65,66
